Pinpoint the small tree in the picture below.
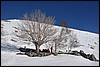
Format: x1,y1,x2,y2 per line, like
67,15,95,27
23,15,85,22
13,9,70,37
13,9,57,55
53,20,71,55
67,31,80,53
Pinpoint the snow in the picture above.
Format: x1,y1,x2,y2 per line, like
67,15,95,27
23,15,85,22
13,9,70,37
1,19,99,66
1,51,99,66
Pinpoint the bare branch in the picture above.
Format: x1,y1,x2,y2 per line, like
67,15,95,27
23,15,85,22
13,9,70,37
13,9,57,55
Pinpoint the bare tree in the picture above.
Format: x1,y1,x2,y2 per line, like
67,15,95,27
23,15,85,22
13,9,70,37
53,20,71,55
67,31,80,53
53,27,71,55
13,9,57,55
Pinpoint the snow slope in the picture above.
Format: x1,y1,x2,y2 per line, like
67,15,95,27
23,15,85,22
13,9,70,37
1,19,99,66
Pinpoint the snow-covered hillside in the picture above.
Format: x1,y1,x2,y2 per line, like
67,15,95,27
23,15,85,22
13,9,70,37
1,19,99,66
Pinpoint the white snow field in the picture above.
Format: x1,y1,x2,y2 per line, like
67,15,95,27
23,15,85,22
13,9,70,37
1,19,99,66
1,51,99,66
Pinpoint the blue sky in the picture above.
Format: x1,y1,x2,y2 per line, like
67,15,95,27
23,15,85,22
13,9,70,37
1,1,99,34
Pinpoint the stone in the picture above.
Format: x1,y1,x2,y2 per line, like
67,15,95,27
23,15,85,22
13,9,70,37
88,54,97,61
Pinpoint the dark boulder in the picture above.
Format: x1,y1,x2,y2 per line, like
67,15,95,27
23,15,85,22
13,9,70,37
18,47,51,57
18,47,36,52
79,50,98,61
80,50,87,58
26,52,37,57
86,54,91,59
88,54,97,61
80,50,84,54
18,48,28,52
42,49,50,53
66,51,81,56
71,51,81,56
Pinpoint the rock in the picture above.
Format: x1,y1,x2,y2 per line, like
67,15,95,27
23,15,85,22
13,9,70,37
88,54,97,61
80,50,87,58
67,51,81,56
86,54,91,59
58,51,67,54
42,49,50,53
53,53,57,56
80,50,84,54
25,50,37,57
71,51,81,56
18,47,36,52
40,52,51,56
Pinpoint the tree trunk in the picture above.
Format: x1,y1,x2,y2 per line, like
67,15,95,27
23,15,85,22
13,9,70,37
55,44,57,54
51,46,53,54
54,43,57,56
35,45,40,56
